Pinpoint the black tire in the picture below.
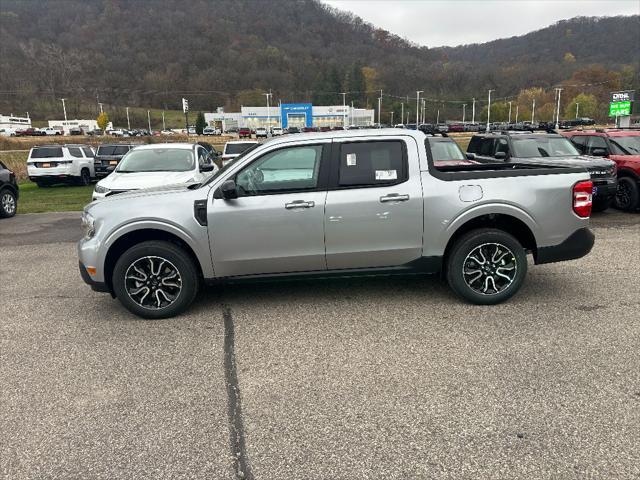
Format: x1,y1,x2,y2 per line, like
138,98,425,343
614,177,639,211
34,180,50,188
591,197,612,213
78,168,91,186
446,228,527,305
112,240,200,319
0,189,17,218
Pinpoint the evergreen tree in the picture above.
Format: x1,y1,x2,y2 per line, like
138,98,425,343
195,112,206,135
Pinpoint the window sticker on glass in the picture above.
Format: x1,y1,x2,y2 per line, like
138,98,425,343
346,153,357,166
375,170,397,180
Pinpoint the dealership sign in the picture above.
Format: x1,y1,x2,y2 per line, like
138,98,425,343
609,90,634,117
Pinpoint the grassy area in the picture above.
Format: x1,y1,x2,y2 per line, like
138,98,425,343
16,181,93,214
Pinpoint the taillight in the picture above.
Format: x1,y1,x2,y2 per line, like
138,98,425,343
573,180,593,218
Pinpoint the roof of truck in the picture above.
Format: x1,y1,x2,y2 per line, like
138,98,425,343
262,128,426,147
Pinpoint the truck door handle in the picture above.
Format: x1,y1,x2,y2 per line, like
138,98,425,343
380,194,409,203
285,200,315,209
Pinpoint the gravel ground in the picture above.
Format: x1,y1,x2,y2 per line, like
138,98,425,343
0,210,638,479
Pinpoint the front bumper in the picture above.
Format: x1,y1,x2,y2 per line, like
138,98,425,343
536,227,595,265
78,261,109,293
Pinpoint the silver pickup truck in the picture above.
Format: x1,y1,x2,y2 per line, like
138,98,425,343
78,129,595,319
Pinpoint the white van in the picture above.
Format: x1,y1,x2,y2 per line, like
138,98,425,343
27,144,96,187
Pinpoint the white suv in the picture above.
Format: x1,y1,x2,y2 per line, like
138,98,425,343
27,144,95,187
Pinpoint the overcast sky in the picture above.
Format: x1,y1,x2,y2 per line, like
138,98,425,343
322,0,639,47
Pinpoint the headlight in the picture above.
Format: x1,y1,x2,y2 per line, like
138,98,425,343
94,184,110,194
81,211,96,239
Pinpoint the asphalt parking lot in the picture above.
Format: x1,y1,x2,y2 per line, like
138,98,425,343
1,211,639,479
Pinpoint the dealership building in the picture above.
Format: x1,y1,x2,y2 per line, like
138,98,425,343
0,114,31,130
205,104,374,131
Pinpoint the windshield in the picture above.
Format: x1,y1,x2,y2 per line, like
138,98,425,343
201,143,261,187
511,137,580,158
116,148,195,172
610,136,640,155
225,143,257,155
429,140,465,161
97,145,130,156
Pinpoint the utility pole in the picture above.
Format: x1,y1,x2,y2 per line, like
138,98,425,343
532,98,536,123
462,104,467,124
555,88,563,129
515,104,519,123
147,110,151,134
416,91,423,128
472,98,476,124
508,101,512,124
486,89,494,132
340,92,347,128
126,107,131,130
575,102,580,119
60,98,67,122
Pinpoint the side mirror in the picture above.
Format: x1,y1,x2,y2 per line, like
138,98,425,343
466,152,476,160
591,148,607,157
494,151,507,160
220,179,238,199
200,164,215,172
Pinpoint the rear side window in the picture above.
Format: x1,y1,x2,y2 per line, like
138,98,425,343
338,141,406,187
68,147,83,158
82,147,94,157
30,147,63,158
467,136,482,153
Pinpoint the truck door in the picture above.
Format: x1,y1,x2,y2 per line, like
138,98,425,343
324,137,424,270
208,141,330,277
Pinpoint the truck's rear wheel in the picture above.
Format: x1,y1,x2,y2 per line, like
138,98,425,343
78,168,91,186
446,228,527,305
112,240,199,319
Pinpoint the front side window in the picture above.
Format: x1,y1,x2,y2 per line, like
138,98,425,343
338,141,406,187
609,135,640,155
117,148,195,173
570,135,588,154
478,138,495,156
236,145,323,195
511,137,580,158
82,147,94,157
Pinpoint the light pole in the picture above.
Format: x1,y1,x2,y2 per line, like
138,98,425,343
98,102,104,114
340,92,347,128
263,91,272,133
147,110,151,134
575,102,580,119
377,89,382,126
508,101,512,124
416,91,423,128
532,98,536,123
60,98,67,122
436,109,440,124
515,104,519,123
400,102,404,126
390,111,394,125
462,104,467,124
351,100,354,126
162,110,166,131
555,88,563,129
126,107,130,130
472,97,476,124
486,89,494,132
422,99,426,124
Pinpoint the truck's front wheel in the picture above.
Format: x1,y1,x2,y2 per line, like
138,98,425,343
112,241,200,319
446,229,527,305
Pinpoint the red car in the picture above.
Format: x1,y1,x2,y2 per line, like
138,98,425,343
238,128,252,138
561,129,640,210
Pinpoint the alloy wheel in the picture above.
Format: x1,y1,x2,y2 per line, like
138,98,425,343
124,256,182,310
462,242,517,295
615,181,631,209
1,193,15,215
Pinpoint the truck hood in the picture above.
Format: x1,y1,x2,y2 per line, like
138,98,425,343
97,170,197,190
